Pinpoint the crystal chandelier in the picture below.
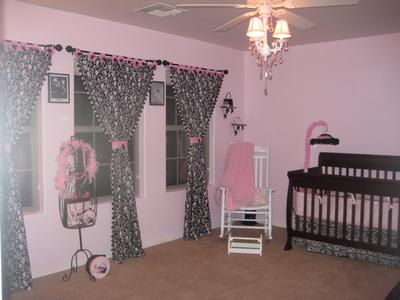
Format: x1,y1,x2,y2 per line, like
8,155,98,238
247,4,291,95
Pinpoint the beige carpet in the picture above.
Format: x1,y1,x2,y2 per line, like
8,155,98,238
8,228,400,300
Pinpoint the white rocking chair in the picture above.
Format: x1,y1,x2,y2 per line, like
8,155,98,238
219,144,273,240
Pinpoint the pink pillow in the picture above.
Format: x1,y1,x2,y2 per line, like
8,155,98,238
253,188,267,206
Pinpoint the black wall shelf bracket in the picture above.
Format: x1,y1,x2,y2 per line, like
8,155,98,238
220,105,236,119
231,123,247,135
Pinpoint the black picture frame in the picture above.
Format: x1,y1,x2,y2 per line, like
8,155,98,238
150,81,164,106
48,73,70,103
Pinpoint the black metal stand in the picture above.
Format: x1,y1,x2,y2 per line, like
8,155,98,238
58,137,98,282
62,226,94,282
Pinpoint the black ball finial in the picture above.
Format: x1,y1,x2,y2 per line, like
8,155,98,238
65,45,75,53
54,44,63,52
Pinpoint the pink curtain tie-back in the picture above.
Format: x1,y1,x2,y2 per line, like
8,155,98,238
112,140,128,150
189,136,202,145
3,143,12,154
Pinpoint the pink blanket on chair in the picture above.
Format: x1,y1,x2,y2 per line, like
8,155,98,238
216,143,255,210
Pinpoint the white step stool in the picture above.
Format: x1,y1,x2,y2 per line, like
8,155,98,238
227,234,263,256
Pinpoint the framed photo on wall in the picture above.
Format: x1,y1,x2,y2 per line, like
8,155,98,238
48,73,70,103
150,81,164,106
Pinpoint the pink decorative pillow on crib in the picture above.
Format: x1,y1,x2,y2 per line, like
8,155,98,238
253,188,267,206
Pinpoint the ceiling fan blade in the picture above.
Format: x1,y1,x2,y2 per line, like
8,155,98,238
276,0,359,9
273,9,316,31
213,11,258,32
176,3,257,9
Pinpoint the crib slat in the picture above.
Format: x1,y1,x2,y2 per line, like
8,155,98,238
318,192,323,236
368,194,374,244
351,194,356,241
377,195,383,246
343,193,348,239
334,192,339,238
303,188,308,233
311,189,315,234
326,191,331,237
387,197,392,248
360,194,365,243
295,187,300,231
397,198,400,250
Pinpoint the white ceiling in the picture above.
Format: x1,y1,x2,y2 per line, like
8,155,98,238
18,0,400,50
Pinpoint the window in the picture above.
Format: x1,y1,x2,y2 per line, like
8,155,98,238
13,106,40,213
166,84,209,188
166,85,187,187
74,75,140,199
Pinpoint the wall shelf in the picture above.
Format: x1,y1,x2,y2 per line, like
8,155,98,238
220,105,236,119
231,123,246,135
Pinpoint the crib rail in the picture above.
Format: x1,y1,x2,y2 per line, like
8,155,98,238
288,168,399,197
319,152,400,180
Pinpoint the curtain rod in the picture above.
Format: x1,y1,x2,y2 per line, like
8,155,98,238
64,46,228,74
162,60,229,75
65,45,162,65
3,39,63,51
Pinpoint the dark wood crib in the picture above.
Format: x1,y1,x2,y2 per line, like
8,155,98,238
284,152,400,260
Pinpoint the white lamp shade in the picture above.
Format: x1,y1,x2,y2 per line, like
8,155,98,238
273,19,291,39
246,16,264,39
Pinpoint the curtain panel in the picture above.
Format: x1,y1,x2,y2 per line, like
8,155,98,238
0,42,53,295
169,65,224,240
77,53,156,262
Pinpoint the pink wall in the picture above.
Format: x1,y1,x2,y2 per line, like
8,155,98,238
244,33,400,227
0,0,4,39
4,0,245,277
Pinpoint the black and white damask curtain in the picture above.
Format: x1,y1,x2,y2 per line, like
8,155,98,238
0,42,53,295
77,53,156,262
169,65,224,239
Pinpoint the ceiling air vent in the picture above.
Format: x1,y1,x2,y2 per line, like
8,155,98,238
135,3,185,17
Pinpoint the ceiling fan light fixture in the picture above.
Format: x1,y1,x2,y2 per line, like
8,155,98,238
272,19,291,39
177,0,361,96
247,14,291,95
246,16,265,39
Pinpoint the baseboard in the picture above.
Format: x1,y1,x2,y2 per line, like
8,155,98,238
33,232,189,279
33,226,226,279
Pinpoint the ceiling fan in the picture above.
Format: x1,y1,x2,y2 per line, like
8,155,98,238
176,0,360,32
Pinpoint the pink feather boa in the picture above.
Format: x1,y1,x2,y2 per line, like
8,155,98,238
55,139,98,194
